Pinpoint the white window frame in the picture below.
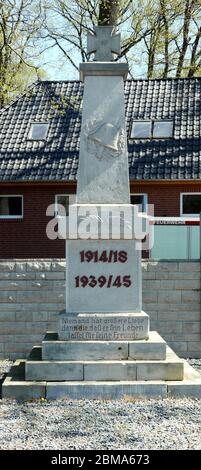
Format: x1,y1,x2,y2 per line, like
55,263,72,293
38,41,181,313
55,194,70,217
131,119,173,139
28,122,49,140
0,195,23,219
130,193,148,213
180,192,201,217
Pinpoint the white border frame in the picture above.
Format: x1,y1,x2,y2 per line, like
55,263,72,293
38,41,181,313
0,195,23,219
130,193,148,213
180,192,201,217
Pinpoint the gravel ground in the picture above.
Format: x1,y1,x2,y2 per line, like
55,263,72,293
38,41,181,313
0,359,201,450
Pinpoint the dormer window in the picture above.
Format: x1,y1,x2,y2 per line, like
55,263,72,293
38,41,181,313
131,120,173,139
29,122,49,140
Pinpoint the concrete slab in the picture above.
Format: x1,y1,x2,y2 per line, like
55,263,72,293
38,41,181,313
46,381,167,400
42,340,129,361
2,375,46,400
136,347,184,381
26,361,84,381
1,359,46,400
84,361,137,381
129,331,166,360
167,362,201,397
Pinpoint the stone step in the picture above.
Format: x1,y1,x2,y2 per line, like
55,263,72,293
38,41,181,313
2,360,201,400
26,349,184,382
46,381,168,400
26,361,84,381
2,360,46,400
25,359,183,382
42,331,166,361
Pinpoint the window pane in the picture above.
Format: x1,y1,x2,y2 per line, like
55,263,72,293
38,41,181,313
153,120,173,138
130,194,144,211
30,123,49,140
131,121,151,138
183,194,201,214
0,196,22,216
56,195,69,216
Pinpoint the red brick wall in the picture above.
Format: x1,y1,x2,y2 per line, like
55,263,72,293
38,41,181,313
0,184,75,259
131,182,201,217
0,182,200,258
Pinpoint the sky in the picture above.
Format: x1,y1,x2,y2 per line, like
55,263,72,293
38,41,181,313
34,6,146,82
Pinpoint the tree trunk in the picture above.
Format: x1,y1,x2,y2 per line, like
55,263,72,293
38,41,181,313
98,0,120,26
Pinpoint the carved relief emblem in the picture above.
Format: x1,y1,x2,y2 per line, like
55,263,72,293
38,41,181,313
84,118,125,159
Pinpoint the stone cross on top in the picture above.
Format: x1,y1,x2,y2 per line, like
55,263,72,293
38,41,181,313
87,26,121,62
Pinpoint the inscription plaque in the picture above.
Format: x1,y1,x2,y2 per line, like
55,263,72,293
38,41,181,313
59,312,149,341
66,240,142,313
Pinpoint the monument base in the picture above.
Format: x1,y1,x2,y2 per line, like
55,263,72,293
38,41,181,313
58,311,149,341
2,330,201,400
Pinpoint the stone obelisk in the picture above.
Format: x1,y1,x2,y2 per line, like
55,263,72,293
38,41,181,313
59,25,149,340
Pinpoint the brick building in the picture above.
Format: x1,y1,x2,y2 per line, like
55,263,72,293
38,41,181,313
0,78,201,258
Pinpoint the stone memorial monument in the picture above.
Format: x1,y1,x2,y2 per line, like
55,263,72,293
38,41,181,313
58,25,149,342
3,26,201,400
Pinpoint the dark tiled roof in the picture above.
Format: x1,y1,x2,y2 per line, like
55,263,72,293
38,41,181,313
0,78,201,182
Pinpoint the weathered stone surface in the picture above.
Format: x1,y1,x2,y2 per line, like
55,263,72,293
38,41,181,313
65,240,142,314
160,280,174,289
26,361,83,381
84,362,137,381
46,272,65,280
77,74,130,204
146,262,178,272
0,311,15,321
168,383,201,398
59,312,149,341
167,362,201,397
128,331,166,360
178,262,200,272
2,376,46,400
158,291,182,303
174,280,200,290
187,341,201,352
42,340,129,361
80,62,128,80
158,311,201,321
142,290,158,302
167,341,188,352
0,260,201,358
46,382,167,400
137,361,184,381
181,291,200,303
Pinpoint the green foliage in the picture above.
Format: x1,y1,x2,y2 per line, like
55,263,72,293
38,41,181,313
0,0,46,107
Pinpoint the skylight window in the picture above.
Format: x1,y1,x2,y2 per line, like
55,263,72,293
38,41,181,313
131,120,173,139
131,121,151,139
29,122,49,140
153,120,173,138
